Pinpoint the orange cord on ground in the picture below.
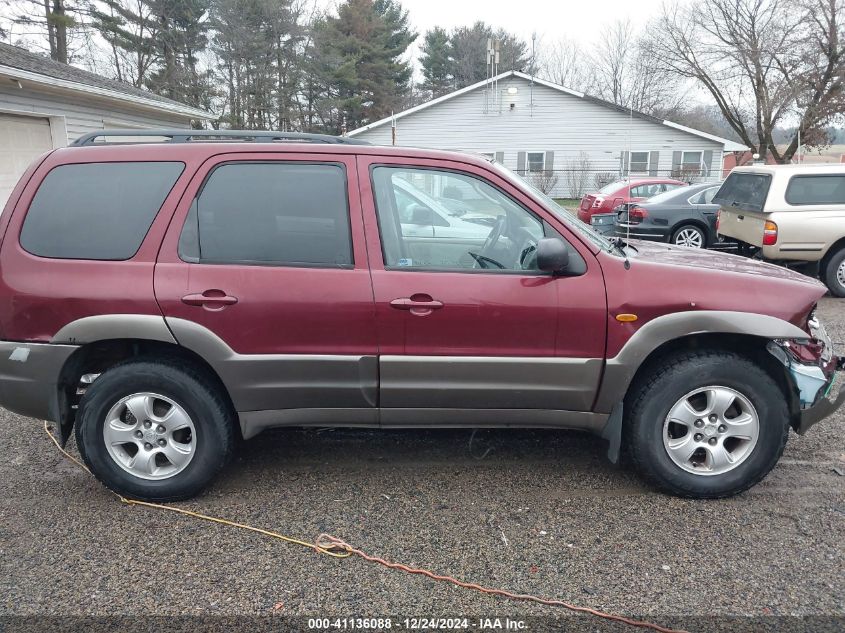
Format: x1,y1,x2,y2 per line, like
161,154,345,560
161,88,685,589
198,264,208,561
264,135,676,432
45,421,690,633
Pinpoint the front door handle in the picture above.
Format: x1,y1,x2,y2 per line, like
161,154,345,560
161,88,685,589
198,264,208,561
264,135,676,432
182,290,238,310
390,294,444,316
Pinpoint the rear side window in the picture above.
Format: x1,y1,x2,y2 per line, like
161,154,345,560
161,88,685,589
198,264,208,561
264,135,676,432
20,162,184,260
712,172,772,212
785,175,845,205
181,162,351,267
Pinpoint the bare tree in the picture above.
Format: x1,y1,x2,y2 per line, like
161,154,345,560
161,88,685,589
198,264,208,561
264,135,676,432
528,170,559,195
589,18,687,117
538,36,591,91
563,151,593,199
646,0,845,162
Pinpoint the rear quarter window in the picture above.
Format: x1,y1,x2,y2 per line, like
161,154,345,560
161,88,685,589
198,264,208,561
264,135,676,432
712,172,772,212
785,174,845,205
20,161,184,260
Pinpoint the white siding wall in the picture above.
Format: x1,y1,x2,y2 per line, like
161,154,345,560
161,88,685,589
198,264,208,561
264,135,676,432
352,76,724,198
0,83,191,145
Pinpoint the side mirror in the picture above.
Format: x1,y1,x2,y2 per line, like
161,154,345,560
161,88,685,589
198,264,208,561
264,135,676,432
536,237,570,273
408,203,433,226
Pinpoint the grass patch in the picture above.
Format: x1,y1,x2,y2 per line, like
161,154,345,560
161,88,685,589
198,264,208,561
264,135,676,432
553,198,581,214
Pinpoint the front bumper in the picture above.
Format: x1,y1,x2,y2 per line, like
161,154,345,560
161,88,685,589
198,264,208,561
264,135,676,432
0,341,78,421
796,358,845,434
768,310,845,435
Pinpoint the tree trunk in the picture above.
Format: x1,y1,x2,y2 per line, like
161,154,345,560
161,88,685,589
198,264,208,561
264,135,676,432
52,0,68,64
43,0,57,62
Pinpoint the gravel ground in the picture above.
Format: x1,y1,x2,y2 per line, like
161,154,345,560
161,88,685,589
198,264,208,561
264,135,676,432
1,298,843,630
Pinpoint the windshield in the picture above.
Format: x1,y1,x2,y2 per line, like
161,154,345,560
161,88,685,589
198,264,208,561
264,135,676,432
490,161,615,253
598,181,624,195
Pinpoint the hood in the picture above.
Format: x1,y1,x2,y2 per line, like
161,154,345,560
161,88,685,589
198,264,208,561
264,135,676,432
629,239,824,285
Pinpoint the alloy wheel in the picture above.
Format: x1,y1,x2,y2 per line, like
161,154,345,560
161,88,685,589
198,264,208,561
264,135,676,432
837,259,845,288
663,386,759,476
674,227,704,248
103,392,196,480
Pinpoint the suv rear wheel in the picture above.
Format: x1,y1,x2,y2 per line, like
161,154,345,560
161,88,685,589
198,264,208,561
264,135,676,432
822,247,845,298
76,359,235,501
625,350,789,498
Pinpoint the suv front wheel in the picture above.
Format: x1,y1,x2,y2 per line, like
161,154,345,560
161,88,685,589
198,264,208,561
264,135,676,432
76,359,235,501
625,350,790,498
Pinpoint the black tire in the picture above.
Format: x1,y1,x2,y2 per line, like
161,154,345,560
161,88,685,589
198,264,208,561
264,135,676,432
671,224,707,249
75,358,235,501
822,248,845,298
625,350,789,498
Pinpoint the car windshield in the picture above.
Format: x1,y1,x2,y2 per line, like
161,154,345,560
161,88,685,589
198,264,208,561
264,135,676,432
489,161,615,253
598,181,624,195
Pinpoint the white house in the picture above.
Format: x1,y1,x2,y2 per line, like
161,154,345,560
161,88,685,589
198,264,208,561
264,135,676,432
0,42,211,204
349,71,746,198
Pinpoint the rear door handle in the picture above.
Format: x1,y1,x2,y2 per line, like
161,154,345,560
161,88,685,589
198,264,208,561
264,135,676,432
182,290,238,309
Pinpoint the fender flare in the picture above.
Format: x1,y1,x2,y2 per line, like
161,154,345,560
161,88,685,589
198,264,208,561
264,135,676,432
594,310,807,414
51,314,176,345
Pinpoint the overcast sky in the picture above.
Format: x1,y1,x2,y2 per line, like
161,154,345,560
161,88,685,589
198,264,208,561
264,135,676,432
319,0,667,50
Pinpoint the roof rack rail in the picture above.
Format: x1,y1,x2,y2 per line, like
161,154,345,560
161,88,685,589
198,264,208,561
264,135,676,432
71,129,370,147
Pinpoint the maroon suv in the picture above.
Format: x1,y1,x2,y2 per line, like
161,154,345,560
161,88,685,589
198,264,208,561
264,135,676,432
0,130,842,502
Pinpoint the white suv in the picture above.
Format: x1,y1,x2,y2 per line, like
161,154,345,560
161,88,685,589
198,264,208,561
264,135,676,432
715,164,845,296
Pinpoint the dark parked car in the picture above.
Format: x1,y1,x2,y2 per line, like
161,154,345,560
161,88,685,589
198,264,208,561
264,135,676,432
0,130,842,502
611,182,724,248
577,177,686,223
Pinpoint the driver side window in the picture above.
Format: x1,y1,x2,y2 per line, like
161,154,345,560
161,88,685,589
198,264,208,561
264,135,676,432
372,166,545,272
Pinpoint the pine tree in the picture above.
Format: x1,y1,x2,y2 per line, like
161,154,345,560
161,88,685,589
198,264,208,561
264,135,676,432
145,0,210,106
420,27,453,98
450,22,528,89
311,0,416,133
89,0,160,87
89,0,211,108
210,0,302,129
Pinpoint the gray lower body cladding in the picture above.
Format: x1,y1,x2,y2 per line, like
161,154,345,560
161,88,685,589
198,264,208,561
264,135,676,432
0,341,78,421
238,407,609,440
166,317,608,439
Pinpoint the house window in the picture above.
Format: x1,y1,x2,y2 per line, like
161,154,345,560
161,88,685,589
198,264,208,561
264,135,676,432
630,151,650,175
681,151,703,173
527,152,545,173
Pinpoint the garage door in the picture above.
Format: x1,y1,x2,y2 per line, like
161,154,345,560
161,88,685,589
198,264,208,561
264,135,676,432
0,114,53,207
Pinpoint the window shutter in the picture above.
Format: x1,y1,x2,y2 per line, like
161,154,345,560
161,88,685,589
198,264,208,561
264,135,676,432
649,151,659,176
672,151,682,172
495,151,504,164
702,150,713,176
620,150,629,175
545,151,554,172
517,151,526,174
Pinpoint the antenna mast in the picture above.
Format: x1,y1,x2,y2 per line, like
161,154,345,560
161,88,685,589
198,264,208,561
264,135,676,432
624,99,633,267
485,37,500,114
530,32,536,115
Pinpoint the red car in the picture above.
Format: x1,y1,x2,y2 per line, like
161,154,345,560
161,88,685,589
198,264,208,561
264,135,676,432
0,129,841,502
577,177,687,223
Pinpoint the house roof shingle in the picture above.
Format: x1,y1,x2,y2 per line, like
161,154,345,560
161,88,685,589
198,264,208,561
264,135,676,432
0,42,210,118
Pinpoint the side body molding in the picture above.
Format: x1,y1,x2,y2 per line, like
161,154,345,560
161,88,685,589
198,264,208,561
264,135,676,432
51,314,176,344
593,310,808,413
165,317,378,416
